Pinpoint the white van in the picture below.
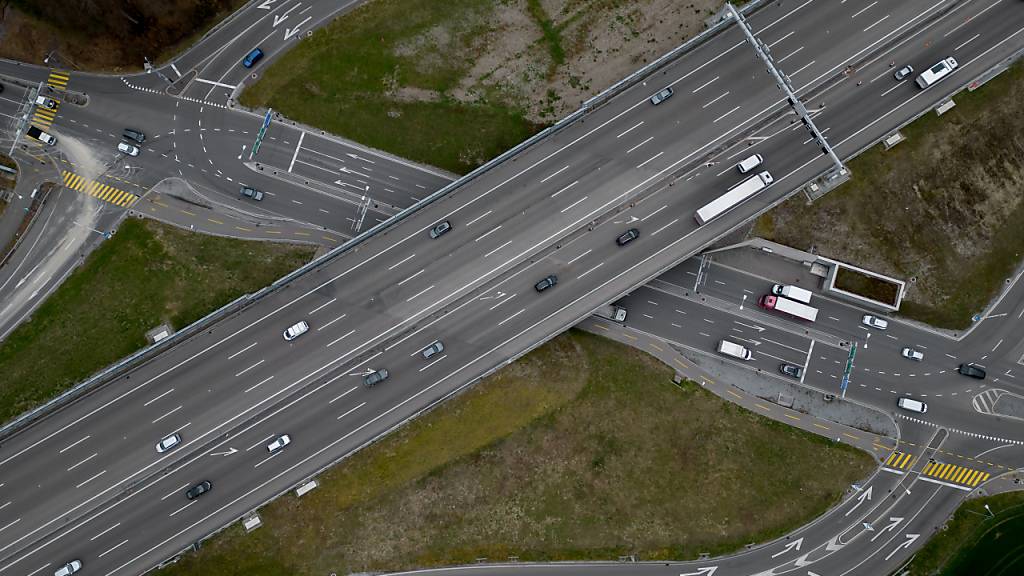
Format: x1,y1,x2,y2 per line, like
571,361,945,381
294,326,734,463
718,340,752,360
915,57,957,89
736,154,763,174
897,397,928,413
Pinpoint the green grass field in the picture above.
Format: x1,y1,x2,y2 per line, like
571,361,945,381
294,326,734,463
240,0,542,174
163,330,874,576
905,491,1024,575
753,62,1024,330
0,218,315,426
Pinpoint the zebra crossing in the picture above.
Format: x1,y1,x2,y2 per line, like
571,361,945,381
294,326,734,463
62,171,139,208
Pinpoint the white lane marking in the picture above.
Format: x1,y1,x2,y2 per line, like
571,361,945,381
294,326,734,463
473,225,502,242
98,539,128,558
160,483,190,501
227,342,258,359
89,522,121,541
397,269,425,286
640,205,667,221
288,131,305,172
577,262,604,279
326,329,356,348
168,501,195,517
851,1,877,18
637,152,664,168
405,284,435,303
489,292,517,311
58,436,91,454
561,196,588,213
863,14,890,32
498,309,525,326
66,452,98,472
714,105,741,123
789,59,816,78
625,137,653,154
244,375,274,393
318,313,348,331
329,386,358,404
484,240,513,258
551,180,578,198
151,406,182,424
419,354,448,372
308,297,337,314
193,78,236,89
388,254,416,270
75,470,106,489
616,121,644,138
336,402,366,420
777,46,804,63
465,210,492,226
650,218,679,237
540,165,569,182
701,91,730,109
235,360,265,378
567,249,592,265
692,76,720,93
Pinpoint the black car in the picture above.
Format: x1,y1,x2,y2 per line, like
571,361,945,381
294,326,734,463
122,128,146,144
616,228,639,246
185,480,212,500
779,363,803,378
958,363,986,379
240,185,264,201
535,275,558,292
429,220,451,239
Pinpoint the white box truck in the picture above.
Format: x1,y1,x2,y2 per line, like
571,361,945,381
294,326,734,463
759,295,818,322
771,284,812,304
595,304,627,322
718,340,752,360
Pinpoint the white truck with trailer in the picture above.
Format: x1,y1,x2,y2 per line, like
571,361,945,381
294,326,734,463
595,304,627,322
695,171,773,225
770,284,812,304
758,294,819,322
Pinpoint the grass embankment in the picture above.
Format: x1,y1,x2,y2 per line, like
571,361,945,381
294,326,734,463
241,0,542,175
903,491,1024,575
753,62,1024,330
164,330,874,576
1,0,247,70
0,218,315,425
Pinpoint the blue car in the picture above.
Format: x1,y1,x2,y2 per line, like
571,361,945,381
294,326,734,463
242,48,264,68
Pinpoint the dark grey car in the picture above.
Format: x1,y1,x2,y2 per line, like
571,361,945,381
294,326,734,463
122,128,146,144
240,186,264,201
363,368,390,387
185,480,212,500
958,363,986,379
779,364,803,379
429,220,451,239
535,275,558,292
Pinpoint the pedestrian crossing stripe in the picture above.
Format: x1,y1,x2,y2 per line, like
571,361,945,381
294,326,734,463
62,171,138,208
47,71,69,89
32,107,57,128
885,451,913,470
921,461,989,487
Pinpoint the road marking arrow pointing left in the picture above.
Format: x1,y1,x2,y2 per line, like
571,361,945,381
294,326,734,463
257,0,280,9
285,16,312,40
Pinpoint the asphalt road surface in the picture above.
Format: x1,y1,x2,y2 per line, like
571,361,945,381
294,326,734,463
0,0,1022,575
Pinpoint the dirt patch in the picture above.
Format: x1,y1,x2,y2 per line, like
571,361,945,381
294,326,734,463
0,0,247,71
751,62,1024,329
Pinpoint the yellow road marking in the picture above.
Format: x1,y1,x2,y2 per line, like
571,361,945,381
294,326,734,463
843,433,860,441
813,423,830,430
621,333,638,341
649,343,664,352
785,414,801,421
208,218,224,225
727,390,742,399
180,210,196,216
755,403,770,411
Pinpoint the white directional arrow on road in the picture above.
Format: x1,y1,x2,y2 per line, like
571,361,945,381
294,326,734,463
349,368,376,376
478,291,507,301
347,152,376,164
284,16,312,40
679,567,717,576
736,337,762,346
613,215,640,224
272,2,300,26
871,516,904,542
825,534,845,552
770,537,803,558
884,533,919,561
792,553,812,567
733,321,766,332
208,448,238,457
257,0,280,8
844,485,872,516
340,166,371,178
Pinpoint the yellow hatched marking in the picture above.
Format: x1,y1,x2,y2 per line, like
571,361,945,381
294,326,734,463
975,472,990,485
953,468,969,483
941,464,957,480
963,470,980,486
886,452,902,467
115,191,134,206
923,461,938,475
899,453,914,469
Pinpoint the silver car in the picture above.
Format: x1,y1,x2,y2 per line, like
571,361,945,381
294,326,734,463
283,320,309,341
156,432,182,453
266,434,291,453
861,315,889,330
649,87,673,105
893,65,913,81
54,560,82,576
900,347,924,361
421,340,444,359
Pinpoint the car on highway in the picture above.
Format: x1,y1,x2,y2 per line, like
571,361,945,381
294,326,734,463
54,560,82,576
240,185,264,201
242,47,264,68
616,228,639,246
421,340,444,359
34,95,57,109
122,128,146,143
534,275,558,292
861,315,888,330
283,320,309,341
901,347,924,361
429,220,451,238
649,87,673,105
266,434,291,453
893,65,913,81
897,397,927,413
363,368,389,387
156,432,182,453
736,154,763,174
185,480,212,500
117,141,140,157
779,363,803,378
958,363,986,379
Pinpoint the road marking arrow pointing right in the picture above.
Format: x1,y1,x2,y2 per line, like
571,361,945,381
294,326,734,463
679,567,717,576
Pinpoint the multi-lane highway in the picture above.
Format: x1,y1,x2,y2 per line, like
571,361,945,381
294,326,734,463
0,0,1022,575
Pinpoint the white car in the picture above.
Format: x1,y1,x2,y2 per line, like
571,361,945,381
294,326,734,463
862,315,889,330
266,434,291,453
117,141,140,156
156,432,182,453
901,347,924,361
54,560,82,576
897,397,927,413
736,154,763,174
35,95,57,109
283,320,309,341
